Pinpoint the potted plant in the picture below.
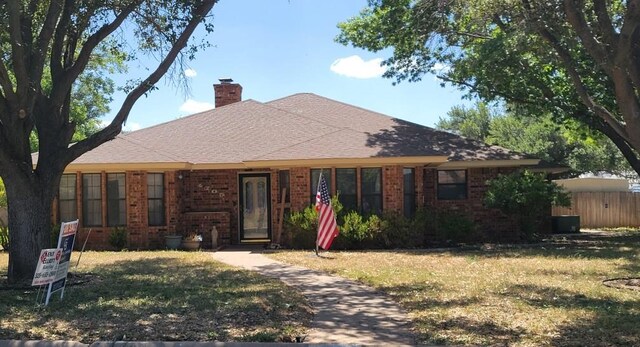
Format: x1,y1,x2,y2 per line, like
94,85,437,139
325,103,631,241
181,232,203,251
165,233,182,250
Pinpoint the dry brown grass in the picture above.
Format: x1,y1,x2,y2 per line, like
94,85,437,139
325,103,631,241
0,251,311,343
268,231,640,346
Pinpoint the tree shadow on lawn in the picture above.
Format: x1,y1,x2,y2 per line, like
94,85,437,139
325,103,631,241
382,282,480,311
381,282,524,345
504,283,640,346
380,280,640,346
381,232,640,273
0,256,312,343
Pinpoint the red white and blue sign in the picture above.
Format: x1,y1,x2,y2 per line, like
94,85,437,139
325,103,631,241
45,220,78,305
32,248,62,286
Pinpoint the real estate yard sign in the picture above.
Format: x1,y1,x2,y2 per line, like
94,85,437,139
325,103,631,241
45,220,79,305
32,248,62,286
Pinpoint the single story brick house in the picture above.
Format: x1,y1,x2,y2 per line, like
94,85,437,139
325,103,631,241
52,79,548,249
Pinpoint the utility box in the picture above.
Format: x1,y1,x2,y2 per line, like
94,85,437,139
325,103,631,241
551,215,581,233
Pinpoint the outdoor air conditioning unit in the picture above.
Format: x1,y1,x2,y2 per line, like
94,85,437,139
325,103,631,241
551,215,581,234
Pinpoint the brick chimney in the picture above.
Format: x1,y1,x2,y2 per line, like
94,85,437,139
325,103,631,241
213,78,242,108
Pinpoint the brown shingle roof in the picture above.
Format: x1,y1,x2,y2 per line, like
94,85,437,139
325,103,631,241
267,93,529,161
66,93,531,168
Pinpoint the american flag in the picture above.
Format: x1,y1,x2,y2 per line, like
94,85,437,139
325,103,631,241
315,173,339,250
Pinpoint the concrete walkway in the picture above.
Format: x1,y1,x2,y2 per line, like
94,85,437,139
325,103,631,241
211,248,415,346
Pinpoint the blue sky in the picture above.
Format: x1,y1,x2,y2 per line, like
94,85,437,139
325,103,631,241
105,0,473,131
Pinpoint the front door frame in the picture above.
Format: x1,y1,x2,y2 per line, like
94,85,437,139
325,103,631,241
238,172,272,242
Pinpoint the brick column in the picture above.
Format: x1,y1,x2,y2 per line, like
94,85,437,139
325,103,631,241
126,171,147,248
415,166,425,208
383,165,403,213
290,167,310,212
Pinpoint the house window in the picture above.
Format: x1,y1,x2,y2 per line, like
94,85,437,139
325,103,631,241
310,168,331,204
336,168,357,211
107,173,126,226
437,170,467,200
361,168,382,214
278,170,290,203
147,173,165,226
403,168,416,218
59,174,77,222
82,174,102,227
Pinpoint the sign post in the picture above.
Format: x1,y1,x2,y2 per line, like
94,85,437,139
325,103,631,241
45,220,78,305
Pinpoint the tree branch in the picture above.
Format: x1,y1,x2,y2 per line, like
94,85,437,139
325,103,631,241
589,114,640,174
50,0,75,80
438,75,540,106
563,0,613,74
50,2,139,107
0,57,16,105
615,0,640,65
33,0,63,79
523,0,632,145
5,0,29,101
628,28,640,92
592,0,618,47
58,0,217,168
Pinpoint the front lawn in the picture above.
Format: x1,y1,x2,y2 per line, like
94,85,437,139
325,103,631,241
269,231,640,346
0,251,312,342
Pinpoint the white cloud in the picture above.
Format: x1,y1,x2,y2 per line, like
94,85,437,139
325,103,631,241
330,55,386,79
124,122,142,132
184,68,197,78
179,99,214,114
431,62,451,73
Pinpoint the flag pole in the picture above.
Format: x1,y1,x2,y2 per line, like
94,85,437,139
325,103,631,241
315,170,323,257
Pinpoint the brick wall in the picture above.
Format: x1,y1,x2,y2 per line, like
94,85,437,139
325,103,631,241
179,169,283,244
423,167,550,241
126,171,147,248
179,169,238,243
415,167,425,209
60,164,547,249
383,166,403,212
65,171,181,250
290,167,311,211
182,211,231,247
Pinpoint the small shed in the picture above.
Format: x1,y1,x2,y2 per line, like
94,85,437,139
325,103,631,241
552,177,639,228
554,177,630,193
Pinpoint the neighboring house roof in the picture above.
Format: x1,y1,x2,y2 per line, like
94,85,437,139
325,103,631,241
58,93,536,171
554,177,631,192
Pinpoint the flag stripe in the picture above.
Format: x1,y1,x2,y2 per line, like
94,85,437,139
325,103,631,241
315,174,339,250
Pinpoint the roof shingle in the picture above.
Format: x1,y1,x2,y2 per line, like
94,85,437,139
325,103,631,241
66,93,531,167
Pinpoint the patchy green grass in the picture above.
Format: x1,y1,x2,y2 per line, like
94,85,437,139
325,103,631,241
269,231,640,346
0,251,312,343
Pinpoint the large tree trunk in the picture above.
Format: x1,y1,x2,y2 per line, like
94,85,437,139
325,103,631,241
5,170,57,284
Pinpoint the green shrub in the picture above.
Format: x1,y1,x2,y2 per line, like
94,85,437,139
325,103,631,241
286,205,318,249
434,211,477,244
0,225,8,251
0,178,6,208
51,223,61,247
376,211,428,248
285,196,344,249
335,211,383,249
109,227,128,250
485,170,571,239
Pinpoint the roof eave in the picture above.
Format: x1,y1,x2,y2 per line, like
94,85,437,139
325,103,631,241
436,159,541,168
242,156,450,168
64,162,192,172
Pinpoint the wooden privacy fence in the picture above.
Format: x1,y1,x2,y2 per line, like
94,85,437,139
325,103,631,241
552,192,640,228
